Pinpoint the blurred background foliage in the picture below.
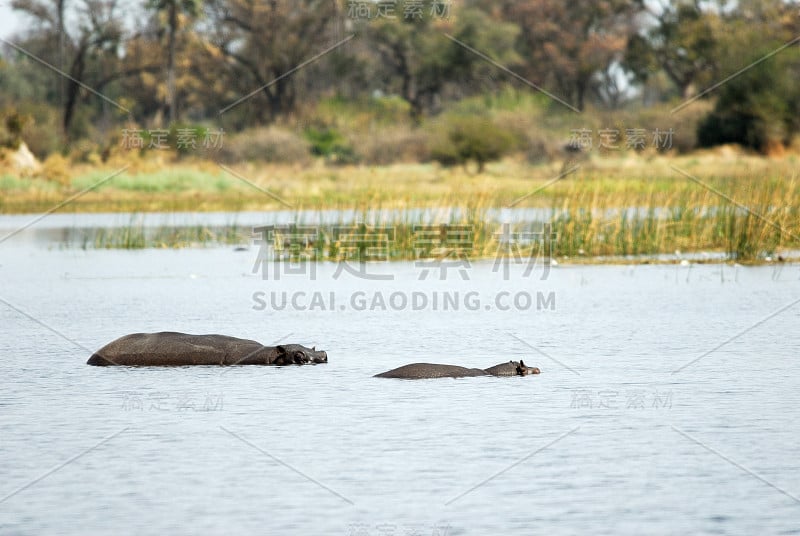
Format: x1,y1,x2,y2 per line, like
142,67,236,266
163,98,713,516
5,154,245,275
1,0,799,166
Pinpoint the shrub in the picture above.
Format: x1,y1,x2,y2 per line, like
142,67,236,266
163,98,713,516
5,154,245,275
16,104,62,159
40,153,72,186
217,127,311,165
640,102,711,154
352,126,431,165
430,116,520,172
521,130,555,164
491,109,561,163
2,111,29,149
312,95,412,131
69,139,102,164
304,125,358,165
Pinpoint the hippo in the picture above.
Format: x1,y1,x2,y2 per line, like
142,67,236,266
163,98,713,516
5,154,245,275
375,360,540,379
87,332,327,367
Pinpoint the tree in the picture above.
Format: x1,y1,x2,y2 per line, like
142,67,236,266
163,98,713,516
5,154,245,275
147,0,202,124
363,0,519,121
624,1,722,100
209,0,339,123
697,32,800,152
508,0,639,111
11,0,126,137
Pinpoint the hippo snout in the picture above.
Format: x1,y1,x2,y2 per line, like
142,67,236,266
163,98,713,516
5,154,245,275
276,344,328,365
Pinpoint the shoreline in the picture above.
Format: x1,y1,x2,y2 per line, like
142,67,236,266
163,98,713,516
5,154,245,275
2,155,799,261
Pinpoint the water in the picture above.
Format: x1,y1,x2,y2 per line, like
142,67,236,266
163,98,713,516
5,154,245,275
1,243,799,535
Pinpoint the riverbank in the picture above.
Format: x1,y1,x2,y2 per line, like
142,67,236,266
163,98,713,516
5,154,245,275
1,152,798,261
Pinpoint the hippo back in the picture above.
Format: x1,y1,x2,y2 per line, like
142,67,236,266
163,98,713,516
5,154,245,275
87,332,275,366
374,363,488,379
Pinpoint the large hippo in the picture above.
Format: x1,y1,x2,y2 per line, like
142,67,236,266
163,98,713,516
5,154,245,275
87,332,327,367
375,360,540,379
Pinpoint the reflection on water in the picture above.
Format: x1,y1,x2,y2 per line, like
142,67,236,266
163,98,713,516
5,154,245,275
1,246,799,535
0,207,730,248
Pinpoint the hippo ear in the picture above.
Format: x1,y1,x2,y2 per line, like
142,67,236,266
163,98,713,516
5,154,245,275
519,360,526,367
312,346,316,351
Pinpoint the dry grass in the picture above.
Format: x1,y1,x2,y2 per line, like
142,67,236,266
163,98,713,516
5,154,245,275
2,150,799,260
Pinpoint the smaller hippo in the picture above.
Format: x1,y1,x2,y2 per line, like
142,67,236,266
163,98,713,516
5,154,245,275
375,360,540,379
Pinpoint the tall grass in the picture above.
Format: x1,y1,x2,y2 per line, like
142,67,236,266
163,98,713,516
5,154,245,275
70,192,798,261
6,154,800,261
84,224,246,249
542,173,799,259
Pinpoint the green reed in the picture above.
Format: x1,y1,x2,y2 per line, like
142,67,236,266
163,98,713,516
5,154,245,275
69,179,800,262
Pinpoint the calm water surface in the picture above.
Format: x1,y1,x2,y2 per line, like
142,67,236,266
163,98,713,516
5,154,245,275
1,244,799,535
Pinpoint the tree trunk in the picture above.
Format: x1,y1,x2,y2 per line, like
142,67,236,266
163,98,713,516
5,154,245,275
575,80,587,112
57,0,66,113
409,98,423,124
63,54,85,137
681,82,696,100
167,1,178,125
401,71,423,123
264,77,285,122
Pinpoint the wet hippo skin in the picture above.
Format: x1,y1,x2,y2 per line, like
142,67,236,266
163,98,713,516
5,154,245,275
375,360,539,379
87,332,327,367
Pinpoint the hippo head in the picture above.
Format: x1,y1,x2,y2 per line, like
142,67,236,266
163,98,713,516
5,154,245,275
275,344,328,365
516,360,541,376
483,360,540,376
